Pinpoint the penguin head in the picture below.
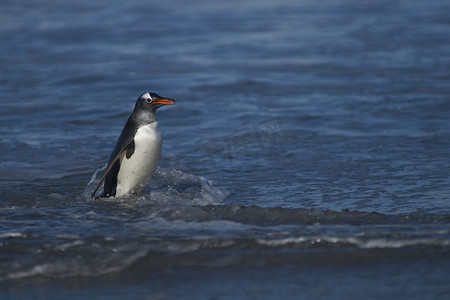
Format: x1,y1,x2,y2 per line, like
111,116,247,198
136,92,176,112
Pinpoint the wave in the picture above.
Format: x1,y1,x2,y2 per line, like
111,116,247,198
1,206,449,282
0,168,448,282
1,227,449,282
81,167,450,225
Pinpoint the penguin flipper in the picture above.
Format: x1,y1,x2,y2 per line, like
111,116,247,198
91,141,133,198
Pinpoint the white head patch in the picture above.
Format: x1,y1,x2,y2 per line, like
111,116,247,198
141,92,151,101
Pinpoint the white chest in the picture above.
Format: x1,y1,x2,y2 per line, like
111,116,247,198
115,122,162,197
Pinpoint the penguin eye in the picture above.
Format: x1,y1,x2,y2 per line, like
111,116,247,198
146,98,152,103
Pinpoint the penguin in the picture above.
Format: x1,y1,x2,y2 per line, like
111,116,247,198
91,92,175,198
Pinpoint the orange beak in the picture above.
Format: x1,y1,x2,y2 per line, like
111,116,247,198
153,98,176,105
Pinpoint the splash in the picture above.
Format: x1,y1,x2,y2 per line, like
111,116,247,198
82,166,228,206
80,163,107,200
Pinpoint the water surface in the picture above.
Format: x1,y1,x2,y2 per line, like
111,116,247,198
1,0,449,299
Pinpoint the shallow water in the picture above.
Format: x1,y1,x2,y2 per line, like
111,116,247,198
1,0,450,298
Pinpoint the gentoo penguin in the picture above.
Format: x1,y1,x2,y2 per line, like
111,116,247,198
91,92,175,198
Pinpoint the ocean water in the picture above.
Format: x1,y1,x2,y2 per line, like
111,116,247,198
1,0,450,299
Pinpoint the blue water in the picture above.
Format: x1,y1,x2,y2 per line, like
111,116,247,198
1,0,450,299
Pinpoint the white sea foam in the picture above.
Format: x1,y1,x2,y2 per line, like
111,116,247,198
0,232,23,239
6,264,53,281
256,235,450,249
55,240,85,251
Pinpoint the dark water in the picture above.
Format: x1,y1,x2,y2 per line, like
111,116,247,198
1,0,450,298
